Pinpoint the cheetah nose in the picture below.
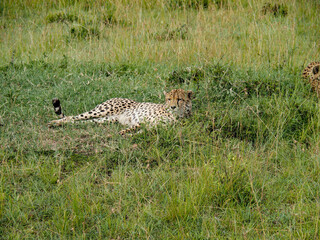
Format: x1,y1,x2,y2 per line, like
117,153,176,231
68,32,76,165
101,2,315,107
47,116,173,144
171,106,176,109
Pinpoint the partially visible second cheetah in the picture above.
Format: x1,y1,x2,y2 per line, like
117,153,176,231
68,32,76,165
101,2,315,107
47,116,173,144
302,61,320,97
48,89,193,135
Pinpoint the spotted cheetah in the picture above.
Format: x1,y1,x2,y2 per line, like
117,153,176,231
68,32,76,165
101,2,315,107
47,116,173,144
302,62,320,97
48,89,193,135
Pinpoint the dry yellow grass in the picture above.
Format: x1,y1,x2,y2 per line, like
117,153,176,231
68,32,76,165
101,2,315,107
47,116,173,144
1,0,319,69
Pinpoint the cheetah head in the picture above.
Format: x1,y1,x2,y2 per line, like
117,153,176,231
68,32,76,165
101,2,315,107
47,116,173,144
164,89,193,118
303,62,320,79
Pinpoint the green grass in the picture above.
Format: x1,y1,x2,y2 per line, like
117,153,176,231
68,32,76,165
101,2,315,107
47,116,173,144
1,0,320,239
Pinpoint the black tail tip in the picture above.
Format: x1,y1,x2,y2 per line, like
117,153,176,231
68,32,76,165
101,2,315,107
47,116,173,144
52,98,61,107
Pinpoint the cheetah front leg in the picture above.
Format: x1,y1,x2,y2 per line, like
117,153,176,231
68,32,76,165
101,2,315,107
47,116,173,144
48,116,75,127
119,124,141,136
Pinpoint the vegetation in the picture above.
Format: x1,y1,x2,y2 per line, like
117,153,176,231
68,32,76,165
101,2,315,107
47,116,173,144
1,0,320,238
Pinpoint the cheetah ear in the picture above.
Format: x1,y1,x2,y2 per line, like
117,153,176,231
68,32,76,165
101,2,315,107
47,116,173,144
313,65,320,75
187,90,193,99
163,90,167,96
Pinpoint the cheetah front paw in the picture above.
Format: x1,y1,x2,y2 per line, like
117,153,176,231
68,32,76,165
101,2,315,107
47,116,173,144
48,120,62,127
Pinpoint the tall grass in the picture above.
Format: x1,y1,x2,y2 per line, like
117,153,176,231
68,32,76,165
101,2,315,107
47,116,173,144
1,0,319,68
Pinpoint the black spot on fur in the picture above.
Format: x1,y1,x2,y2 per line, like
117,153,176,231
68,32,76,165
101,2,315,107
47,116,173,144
55,108,62,115
52,98,61,108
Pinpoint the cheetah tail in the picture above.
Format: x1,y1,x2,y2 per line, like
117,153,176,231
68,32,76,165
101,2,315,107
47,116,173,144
52,98,65,119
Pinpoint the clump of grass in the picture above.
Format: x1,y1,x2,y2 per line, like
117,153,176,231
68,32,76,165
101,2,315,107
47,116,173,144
213,0,228,9
101,10,118,26
166,63,230,88
102,13,117,26
167,67,204,85
168,0,211,9
166,0,229,10
153,24,188,41
46,10,78,23
262,3,288,17
45,8,121,27
95,7,130,27
69,24,100,39
215,157,255,207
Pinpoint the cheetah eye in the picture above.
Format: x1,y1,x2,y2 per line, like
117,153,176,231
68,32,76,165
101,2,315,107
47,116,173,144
167,98,171,101
177,98,182,101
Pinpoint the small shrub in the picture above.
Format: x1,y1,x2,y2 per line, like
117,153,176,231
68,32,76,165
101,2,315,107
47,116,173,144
262,3,288,17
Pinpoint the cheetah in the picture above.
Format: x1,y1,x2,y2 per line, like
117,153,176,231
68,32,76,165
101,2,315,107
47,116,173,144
302,62,320,97
48,89,193,135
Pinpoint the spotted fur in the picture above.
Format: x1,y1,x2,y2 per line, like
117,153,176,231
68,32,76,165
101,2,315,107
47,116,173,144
302,62,320,97
302,62,320,79
48,89,193,135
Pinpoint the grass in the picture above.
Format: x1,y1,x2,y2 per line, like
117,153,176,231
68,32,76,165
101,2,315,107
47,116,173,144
1,0,320,238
